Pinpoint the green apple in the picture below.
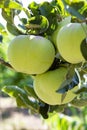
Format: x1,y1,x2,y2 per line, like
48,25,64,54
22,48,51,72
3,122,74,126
34,67,78,105
57,23,86,64
52,16,71,48
7,35,55,74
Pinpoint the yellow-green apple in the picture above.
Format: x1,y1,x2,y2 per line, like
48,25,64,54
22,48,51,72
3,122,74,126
34,67,79,105
57,23,86,64
7,35,55,74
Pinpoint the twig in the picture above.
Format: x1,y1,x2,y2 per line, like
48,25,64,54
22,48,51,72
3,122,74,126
25,24,41,29
0,58,13,69
78,18,87,23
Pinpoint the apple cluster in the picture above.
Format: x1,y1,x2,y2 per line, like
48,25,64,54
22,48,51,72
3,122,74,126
7,20,86,105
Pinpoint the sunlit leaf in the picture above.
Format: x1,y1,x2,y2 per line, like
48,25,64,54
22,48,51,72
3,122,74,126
0,0,5,8
70,1,85,11
2,85,27,97
28,1,40,15
2,8,14,24
51,0,64,15
62,0,85,20
0,0,23,10
81,5,87,18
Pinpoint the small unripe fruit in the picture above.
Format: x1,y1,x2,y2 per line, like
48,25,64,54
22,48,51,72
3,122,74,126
7,35,55,74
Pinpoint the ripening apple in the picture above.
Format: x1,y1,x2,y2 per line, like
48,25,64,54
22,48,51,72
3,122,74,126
34,67,79,105
7,35,55,74
57,23,86,64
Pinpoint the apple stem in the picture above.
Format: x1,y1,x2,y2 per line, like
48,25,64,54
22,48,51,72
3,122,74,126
0,58,13,69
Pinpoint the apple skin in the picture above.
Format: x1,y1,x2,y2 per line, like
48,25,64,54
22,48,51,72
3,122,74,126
57,23,86,64
34,67,78,105
7,35,55,74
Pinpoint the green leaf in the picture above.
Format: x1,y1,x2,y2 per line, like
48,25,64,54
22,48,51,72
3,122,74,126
0,0,23,10
14,15,27,34
39,1,58,35
51,0,64,14
28,1,63,35
7,22,22,35
62,0,85,20
2,85,39,112
18,96,38,113
0,23,5,30
7,1,22,10
39,2,54,17
70,1,85,11
24,85,38,99
16,94,36,110
81,5,87,18
16,95,28,108
39,103,49,119
26,15,49,34
2,85,27,97
75,87,87,94
80,38,87,61
56,68,80,93
71,98,87,107
49,104,66,113
2,8,14,24
28,1,40,15
1,1,24,36
0,0,5,8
